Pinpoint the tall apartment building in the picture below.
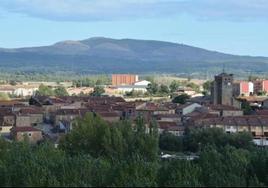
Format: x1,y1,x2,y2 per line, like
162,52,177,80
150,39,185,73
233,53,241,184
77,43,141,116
211,73,234,106
253,80,268,94
112,74,139,86
233,81,254,96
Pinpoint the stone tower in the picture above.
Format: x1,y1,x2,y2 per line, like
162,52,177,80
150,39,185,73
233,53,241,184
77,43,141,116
212,72,234,106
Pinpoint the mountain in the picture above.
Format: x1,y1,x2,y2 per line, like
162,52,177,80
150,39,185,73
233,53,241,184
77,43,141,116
0,37,268,75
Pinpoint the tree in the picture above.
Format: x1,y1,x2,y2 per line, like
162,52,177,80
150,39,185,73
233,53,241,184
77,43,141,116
186,82,200,93
91,86,105,96
147,82,159,95
203,81,212,95
172,94,190,104
54,86,69,96
241,101,252,115
159,84,170,94
36,84,54,96
159,131,183,152
158,160,202,187
0,92,10,101
169,81,180,93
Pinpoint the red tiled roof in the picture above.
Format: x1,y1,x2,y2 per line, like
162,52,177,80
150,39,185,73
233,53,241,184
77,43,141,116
11,126,41,133
207,104,241,111
19,107,43,115
97,112,120,117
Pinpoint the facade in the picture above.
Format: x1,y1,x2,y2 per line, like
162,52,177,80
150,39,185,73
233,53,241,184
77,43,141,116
112,74,138,86
208,105,244,117
10,126,43,144
233,81,254,96
114,85,148,93
134,80,151,86
253,80,268,94
212,73,234,106
194,116,268,146
176,103,202,116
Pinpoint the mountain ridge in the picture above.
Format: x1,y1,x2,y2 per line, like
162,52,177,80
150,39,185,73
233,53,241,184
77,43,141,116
0,37,267,75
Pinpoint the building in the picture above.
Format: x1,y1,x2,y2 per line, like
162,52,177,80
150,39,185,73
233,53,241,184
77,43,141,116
113,85,148,94
10,126,43,144
207,105,244,117
176,103,202,116
194,116,268,146
112,74,138,86
253,80,268,94
211,72,235,106
134,80,151,86
233,81,254,96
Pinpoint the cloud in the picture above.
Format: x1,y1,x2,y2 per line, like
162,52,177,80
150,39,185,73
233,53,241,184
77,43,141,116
0,0,268,21
183,0,268,21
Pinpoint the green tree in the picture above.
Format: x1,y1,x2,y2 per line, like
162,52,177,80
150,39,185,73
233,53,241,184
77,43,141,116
158,160,202,187
36,84,54,96
147,82,159,95
0,92,10,100
159,84,170,94
241,101,252,115
172,94,190,104
54,86,69,96
169,80,180,93
91,86,105,96
203,81,212,91
159,132,183,152
186,82,200,93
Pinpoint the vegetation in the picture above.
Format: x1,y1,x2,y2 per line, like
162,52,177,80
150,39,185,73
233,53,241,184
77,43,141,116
0,93,10,101
241,100,253,115
172,94,190,104
73,75,111,87
0,114,266,187
202,80,212,96
169,80,180,93
91,86,105,96
54,86,69,97
35,84,55,96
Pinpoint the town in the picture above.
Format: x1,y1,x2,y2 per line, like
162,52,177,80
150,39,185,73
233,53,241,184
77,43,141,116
0,73,267,147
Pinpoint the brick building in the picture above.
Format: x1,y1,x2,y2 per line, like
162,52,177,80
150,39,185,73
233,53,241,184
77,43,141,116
112,74,138,86
253,80,268,94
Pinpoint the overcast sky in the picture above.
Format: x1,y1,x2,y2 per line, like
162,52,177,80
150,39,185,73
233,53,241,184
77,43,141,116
0,0,267,56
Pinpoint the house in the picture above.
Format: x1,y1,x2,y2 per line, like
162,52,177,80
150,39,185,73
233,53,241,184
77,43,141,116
10,126,43,144
0,108,15,135
155,114,181,123
158,121,185,136
207,105,244,117
114,85,148,94
97,112,121,123
52,109,89,127
134,80,151,86
195,115,268,146
176,103,202,116
67,87,94,96
17,107,44,126
237,96,268,108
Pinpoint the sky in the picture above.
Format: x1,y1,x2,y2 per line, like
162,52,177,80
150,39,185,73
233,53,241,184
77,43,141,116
0,0,268,56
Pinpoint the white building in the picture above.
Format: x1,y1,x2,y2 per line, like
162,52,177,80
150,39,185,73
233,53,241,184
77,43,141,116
14,87,38,97
134,80,151,86
116,85,148,93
